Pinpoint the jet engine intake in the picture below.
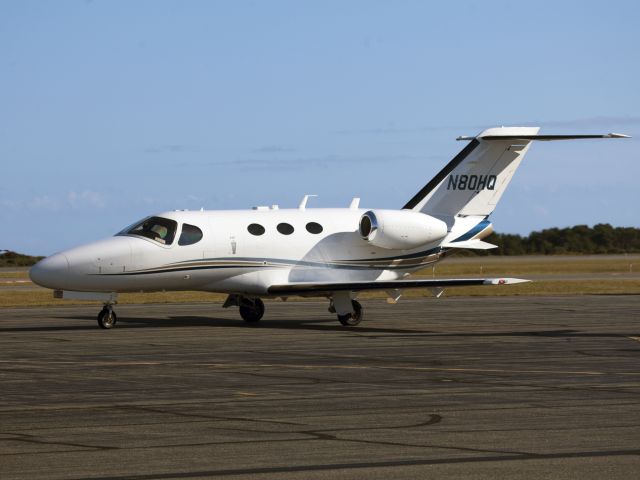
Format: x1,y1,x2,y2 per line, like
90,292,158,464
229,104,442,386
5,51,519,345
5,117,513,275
358,210,448,250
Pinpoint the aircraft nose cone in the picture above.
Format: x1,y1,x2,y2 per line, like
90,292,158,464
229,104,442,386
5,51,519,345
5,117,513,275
29,253,70,289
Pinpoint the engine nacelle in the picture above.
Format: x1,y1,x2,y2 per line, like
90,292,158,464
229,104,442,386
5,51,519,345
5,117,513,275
358,209,448,250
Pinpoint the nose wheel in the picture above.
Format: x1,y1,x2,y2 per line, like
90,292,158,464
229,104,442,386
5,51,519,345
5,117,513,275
97,306,117,329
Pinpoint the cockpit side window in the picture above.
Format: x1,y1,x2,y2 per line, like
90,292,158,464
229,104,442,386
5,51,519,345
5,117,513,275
178,224,203,246
117,216,178,245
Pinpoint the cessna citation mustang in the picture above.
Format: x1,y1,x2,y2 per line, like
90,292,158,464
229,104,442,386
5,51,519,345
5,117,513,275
30,127,628,329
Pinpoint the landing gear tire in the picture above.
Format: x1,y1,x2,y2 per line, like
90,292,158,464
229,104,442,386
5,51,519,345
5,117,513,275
337,300,363,327
239,298,265,323
97,307,117,329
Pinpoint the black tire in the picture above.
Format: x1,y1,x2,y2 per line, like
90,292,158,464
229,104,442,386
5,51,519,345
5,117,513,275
337,300,363,326
97,308,117,329
239,298,265,323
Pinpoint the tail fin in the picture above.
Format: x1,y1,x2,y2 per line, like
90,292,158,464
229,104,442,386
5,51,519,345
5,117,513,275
404,127,629,218
404,127,539,217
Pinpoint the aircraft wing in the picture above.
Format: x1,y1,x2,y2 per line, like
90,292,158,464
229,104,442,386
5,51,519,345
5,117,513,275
267,277,529,296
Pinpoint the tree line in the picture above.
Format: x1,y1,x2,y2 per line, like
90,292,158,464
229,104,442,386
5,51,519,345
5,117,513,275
0,251,44,267
481,224,640,255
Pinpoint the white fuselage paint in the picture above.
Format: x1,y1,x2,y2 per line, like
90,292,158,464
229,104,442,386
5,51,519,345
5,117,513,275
33,208,446,296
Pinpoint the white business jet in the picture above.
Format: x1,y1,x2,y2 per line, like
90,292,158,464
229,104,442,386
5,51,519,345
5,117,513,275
29,127,628,328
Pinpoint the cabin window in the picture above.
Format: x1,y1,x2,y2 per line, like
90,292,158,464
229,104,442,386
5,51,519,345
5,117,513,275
277,223,294,235
178,224,203,246
118,216,178,245
305,222,323,234
248,223,265,236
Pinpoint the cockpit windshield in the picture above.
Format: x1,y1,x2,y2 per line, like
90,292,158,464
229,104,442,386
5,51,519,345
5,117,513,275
117,216,178,245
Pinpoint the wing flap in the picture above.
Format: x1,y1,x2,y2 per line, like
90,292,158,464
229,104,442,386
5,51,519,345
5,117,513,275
267,277,529,296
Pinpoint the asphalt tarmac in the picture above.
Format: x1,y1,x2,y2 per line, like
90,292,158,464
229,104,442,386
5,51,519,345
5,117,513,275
1,296,639,479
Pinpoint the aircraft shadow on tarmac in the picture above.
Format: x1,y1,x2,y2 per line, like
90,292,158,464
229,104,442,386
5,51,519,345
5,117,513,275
87,315,427,335
0,317,420,335
1,314,636,338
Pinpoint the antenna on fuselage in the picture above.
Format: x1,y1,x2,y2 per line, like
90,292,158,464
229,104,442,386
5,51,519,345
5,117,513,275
349,197,360,209
298,194,317,210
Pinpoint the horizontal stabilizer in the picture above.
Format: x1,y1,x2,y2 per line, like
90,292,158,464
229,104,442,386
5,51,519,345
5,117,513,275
268,277,530,296
442,239,498,250
457,133,631,141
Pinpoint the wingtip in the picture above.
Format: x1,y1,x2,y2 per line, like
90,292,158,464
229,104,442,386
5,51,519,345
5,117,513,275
608,133,632,138
483,278,531,285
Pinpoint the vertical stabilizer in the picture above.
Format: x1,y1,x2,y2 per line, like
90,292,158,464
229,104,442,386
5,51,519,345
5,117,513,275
404,127,540,218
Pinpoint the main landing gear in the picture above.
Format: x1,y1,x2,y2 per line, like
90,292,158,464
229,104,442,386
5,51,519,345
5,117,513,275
239,297,265,323
223,295,265,323
97,304,117,329
337,300,363,326
223,293,364,327
328,294,364,327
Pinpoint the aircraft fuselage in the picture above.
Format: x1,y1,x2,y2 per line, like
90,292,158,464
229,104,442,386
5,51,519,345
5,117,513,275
31,208,444,296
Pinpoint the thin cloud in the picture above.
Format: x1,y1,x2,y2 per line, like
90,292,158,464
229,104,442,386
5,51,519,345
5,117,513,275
333,124,469,135
0,197,56,212
67,190,105,209
169,152,441,170
28,195,61,212
2,191,107,212
207,153,420,171
144,144,198,154
518,115,640,128
251,145,296,154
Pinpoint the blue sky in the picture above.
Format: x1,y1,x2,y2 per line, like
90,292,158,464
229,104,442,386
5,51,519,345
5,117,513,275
2,0,639,255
